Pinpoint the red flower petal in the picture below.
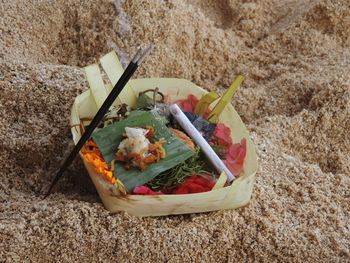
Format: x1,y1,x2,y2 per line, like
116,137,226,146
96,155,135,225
187,183,206,193
227,143,241,160
174,188,190,194
172,175,215,194
133,185,163,195
212,123,232,146
176,94,199,113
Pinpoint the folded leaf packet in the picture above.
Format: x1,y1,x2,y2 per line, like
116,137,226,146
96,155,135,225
92,110,194,192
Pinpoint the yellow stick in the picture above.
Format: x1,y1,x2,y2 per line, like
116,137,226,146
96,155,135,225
208,75,244,123
194,91,219,116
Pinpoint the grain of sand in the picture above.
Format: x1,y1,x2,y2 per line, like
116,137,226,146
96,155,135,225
0,0,349,262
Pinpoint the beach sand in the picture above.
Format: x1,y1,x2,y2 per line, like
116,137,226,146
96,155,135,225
0,0,349,262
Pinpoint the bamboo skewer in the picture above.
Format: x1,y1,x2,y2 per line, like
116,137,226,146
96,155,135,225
44,45,154,198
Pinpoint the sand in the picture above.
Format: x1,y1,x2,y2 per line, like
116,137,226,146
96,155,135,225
0,0,349,262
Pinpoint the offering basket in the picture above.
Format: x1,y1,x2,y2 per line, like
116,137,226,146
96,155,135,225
70,51,258,216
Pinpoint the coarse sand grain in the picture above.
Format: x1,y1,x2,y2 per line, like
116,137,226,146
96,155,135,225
0,0,349,262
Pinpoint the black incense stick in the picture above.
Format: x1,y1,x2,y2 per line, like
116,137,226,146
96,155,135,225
44,45,154,198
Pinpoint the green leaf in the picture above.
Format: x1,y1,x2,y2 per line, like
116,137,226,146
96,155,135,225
135,93,154,110
92,111,195,192
147,147,214,191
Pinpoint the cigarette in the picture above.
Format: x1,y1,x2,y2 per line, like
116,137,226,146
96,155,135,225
169,104,235,182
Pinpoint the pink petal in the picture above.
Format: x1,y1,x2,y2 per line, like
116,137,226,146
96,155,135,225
227,143,241,160
213,124,232,146
133,185,163,195
224,160,245,176
176,94,199,113
224,138,247,176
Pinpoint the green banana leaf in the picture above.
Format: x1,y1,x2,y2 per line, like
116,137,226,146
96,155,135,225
92,110,195,192
135,93,154,110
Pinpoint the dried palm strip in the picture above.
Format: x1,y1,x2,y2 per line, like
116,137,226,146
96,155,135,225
85,64,110,109
100,51,137,107
212,172,228,190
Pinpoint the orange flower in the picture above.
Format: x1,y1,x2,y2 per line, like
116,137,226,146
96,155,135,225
82,140,116,184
